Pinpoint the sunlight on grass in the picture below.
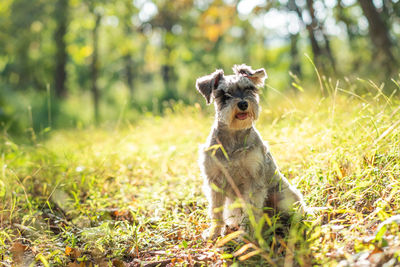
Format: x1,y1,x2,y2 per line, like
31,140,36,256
1,83,400,265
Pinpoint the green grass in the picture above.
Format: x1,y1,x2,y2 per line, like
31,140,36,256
1,81,400,266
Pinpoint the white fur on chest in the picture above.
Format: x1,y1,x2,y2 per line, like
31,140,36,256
200,143,267,192
229,146,264,180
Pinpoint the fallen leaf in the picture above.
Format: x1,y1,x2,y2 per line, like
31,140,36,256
10,242,28,264
112,259,126,267
10,242,34,266
65,246,72,256
65,247,81,259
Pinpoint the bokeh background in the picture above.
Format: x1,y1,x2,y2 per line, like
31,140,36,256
1,0,399,134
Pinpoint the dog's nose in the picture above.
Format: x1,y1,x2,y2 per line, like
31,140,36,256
237,101,248,111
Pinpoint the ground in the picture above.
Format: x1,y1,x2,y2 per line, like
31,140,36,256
1,85,400,266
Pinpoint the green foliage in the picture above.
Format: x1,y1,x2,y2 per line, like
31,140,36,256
1,0,400,132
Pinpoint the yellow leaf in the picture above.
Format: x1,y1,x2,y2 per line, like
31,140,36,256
238,249,262,261
233,243,256,257
65,246,72,256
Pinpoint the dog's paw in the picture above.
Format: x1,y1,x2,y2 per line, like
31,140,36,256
202,226,221,240
222,224,239,236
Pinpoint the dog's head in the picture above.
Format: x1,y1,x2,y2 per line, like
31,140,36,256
196,64,267,130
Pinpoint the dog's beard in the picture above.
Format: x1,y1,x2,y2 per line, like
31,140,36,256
219,102,258,130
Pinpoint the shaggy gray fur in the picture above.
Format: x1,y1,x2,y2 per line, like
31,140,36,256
196,64,307,239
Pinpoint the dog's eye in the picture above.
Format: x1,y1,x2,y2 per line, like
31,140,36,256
244,89,254,95
244,86,256,91
223,93,232,99
222,96,230,102
245,87,258,95
221,93,232,104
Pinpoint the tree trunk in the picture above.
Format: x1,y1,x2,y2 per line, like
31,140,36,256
54,0,68,98
91,13,101,124
124,55,134,102
358,0,396,73
123,22,135,103
291,0,323,69
161,38,177,102
305,0,322,62
289,33,302,79
161,62,176,101
322,32,337,73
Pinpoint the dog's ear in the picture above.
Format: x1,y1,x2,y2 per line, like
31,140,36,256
196,69,224,104
250,68,267,87
233,64,268,87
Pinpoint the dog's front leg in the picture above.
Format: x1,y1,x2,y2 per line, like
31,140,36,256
223,197,245,234
203,187,225,240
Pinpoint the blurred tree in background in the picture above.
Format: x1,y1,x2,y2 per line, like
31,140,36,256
0,0,399,134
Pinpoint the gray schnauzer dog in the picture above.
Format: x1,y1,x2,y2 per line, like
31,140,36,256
196,64,307,240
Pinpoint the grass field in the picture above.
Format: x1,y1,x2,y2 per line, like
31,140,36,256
1,80,400,266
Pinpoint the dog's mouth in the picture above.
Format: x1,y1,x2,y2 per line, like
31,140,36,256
235,112,249,120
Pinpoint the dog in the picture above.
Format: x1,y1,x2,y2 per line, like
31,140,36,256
196,64,307,240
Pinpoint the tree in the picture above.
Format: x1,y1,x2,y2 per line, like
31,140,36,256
91,9,102,124
358,0,397,75
289,32,302,79
289,0,336,79
147,0,194,103
305,0,336,74
120,0,138,103
286,0,302,80
54,0,69,98
1,0,52,91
